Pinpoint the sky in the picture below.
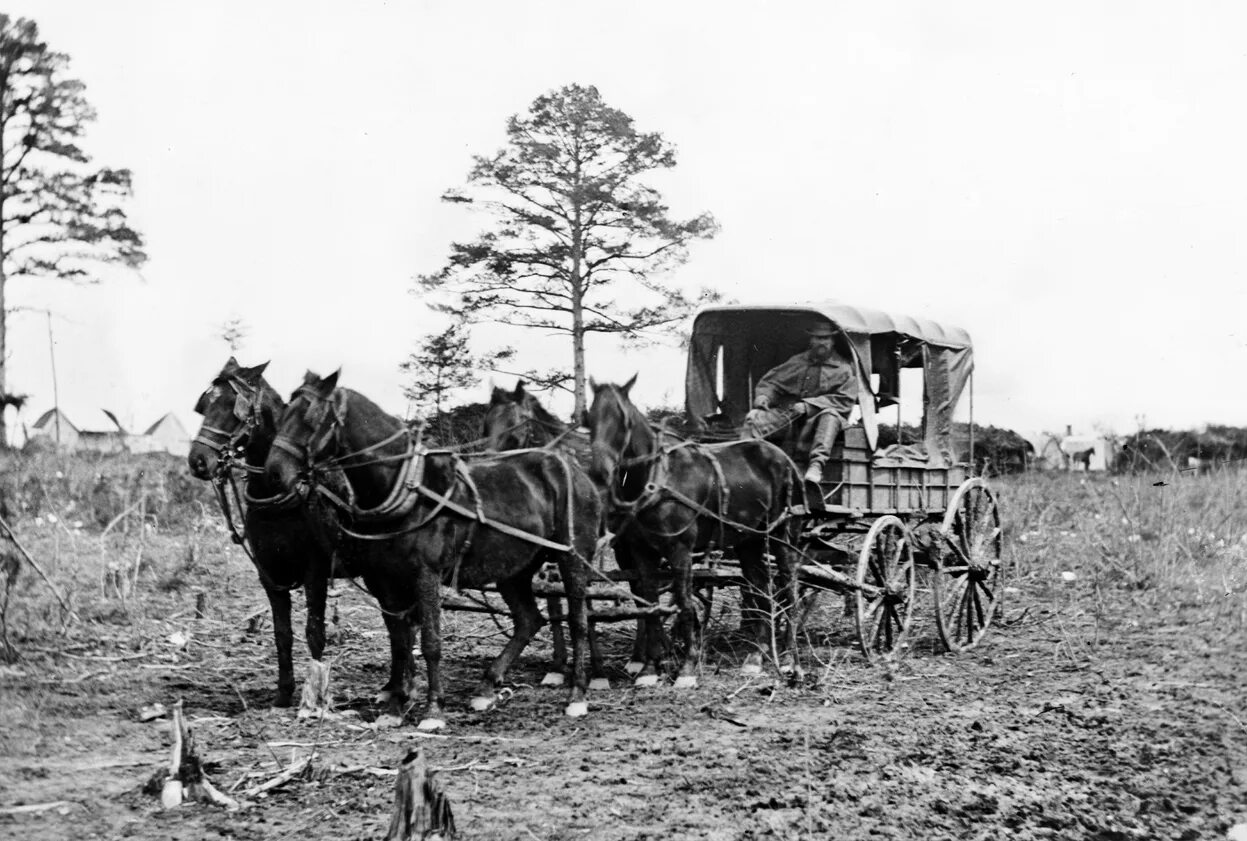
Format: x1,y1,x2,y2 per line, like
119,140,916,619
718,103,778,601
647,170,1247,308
5,1,1246,444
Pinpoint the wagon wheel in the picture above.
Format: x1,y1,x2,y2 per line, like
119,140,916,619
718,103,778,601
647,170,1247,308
932,478,1002,653
854,515,916,661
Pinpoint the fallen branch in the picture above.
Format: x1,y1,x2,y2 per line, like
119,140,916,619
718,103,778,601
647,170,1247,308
241,754,312,798
0,513,75,622
0,801,71,815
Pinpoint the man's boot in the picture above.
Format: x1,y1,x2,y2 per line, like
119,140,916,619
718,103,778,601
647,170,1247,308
804,460,824,484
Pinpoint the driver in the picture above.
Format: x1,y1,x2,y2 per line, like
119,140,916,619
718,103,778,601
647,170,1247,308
744,323,858,484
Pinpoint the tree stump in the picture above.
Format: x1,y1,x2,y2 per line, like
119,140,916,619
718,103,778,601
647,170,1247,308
159,699,237,809
384,748,456,841
297,659,331,719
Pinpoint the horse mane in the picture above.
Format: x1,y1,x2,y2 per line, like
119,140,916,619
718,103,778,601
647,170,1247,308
522,391,566,432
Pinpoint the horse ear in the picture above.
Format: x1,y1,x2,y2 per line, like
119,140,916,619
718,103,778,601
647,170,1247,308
513,380,526,399
589,376,599,392
241,361,269,382
490,385,506,404
319,369,341,395
621,373,638,395
302,370,320,385
223,356,241,374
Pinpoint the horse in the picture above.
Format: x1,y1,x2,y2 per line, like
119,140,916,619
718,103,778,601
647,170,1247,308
483,380,575,452
483,380,663,682
187,358,355,708
265,371,602,728
585,375,804,686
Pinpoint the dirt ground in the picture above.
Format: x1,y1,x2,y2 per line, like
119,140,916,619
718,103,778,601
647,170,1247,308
2,486,1246,840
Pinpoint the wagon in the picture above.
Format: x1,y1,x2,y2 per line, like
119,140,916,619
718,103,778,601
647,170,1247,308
680,301,1003,659
453,300,1003,667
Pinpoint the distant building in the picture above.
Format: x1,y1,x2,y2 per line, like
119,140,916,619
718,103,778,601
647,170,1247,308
26,408,190,456
132,413,191,457
1023,428,1115,471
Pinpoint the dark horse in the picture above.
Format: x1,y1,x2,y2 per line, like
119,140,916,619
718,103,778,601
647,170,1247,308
188,358,352,707
484,380,657,681
265,371,603,728
586,375,804,685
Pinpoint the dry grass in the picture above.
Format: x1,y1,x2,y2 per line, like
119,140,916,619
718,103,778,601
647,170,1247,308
996,466,1247,655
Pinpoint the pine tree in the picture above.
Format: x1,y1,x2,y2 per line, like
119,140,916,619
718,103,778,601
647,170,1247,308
420,84,718,417
0,15,146,444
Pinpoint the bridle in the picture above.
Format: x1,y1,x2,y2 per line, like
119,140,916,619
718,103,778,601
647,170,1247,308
592,387,664,512
192,378,263,465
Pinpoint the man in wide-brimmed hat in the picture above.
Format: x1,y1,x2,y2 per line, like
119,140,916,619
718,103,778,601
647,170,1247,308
744,322,858,484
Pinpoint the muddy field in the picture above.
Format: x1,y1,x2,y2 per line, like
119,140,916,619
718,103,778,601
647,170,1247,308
1,468,1246,839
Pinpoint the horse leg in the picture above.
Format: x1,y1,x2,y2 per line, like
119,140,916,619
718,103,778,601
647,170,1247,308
377,611,415,708
470,575,545,712
556,551,592,717
668,542,701,689
633,555,666,687
774,542,804,681
613,542,648,677
541,594,567,687
587,618,609,690
299,565,330,716
304,566,328,662
736,542,772,676
415,565,447,731
263,584,295,707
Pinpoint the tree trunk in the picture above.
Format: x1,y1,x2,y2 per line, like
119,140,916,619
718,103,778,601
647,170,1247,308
570,181,586,419
0,204,7,449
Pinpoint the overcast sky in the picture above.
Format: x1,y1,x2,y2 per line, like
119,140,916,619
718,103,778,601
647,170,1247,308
5,1,1246,443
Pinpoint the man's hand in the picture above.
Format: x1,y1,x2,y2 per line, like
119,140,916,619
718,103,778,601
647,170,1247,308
753,395,770,410
745,408,767,425
791,402,808,417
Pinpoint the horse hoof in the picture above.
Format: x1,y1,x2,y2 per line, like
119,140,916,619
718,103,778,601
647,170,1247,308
296,705,328,720
634,674,660,688
673,675,698,689
624,661,645,676
469,696,495,712
416,717,446,731
564,701,589,718
740,662,763,676
540,672,566,687
374,689,395,705
375,713,403,729
588,678,611,691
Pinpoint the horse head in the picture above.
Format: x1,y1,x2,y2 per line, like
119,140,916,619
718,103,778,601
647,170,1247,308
265,369,344,492
584,374,646,487
484,380,567,452
483,380,530,451
188,357,279,479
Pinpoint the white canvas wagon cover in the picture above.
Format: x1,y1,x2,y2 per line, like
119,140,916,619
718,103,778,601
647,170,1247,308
685,301,975,460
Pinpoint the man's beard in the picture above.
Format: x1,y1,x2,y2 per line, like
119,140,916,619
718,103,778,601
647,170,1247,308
809,344,832,362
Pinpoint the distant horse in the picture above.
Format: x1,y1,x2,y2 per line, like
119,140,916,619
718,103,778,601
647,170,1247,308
585,375,803,686
188,358,359,707
483,380,576,452
265,371,602,727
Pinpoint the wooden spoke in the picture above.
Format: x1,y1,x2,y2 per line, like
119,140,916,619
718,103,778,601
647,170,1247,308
933,479,1003,654
854,516,916,661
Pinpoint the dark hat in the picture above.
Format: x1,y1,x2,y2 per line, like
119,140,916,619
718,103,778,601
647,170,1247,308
805,323,837,338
